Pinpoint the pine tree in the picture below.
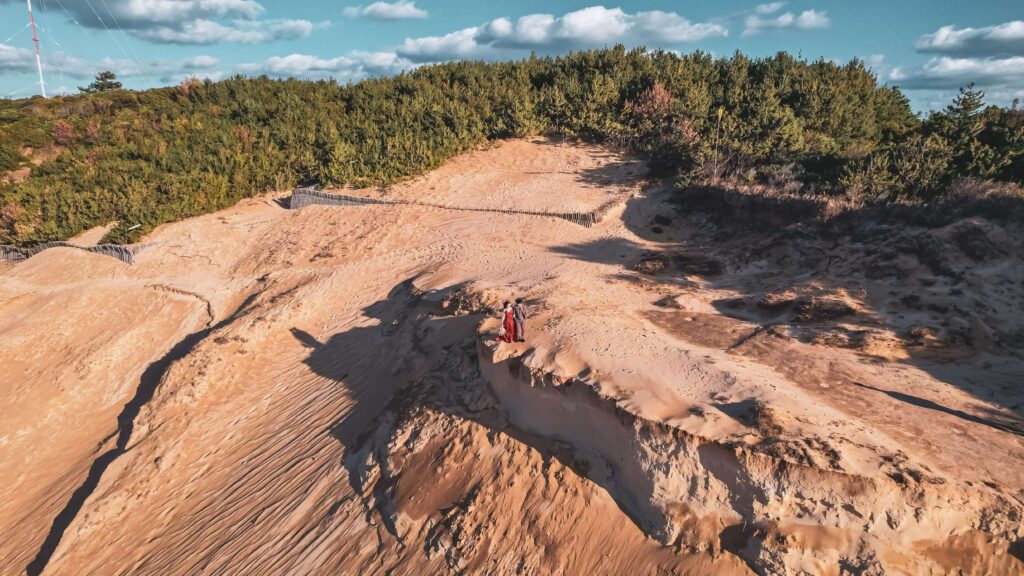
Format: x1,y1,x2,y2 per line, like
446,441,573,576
79,71,123,94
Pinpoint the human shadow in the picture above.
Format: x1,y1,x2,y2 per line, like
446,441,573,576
292,277,682,548
287,278,429,543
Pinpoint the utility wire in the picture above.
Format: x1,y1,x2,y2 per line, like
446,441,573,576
35,0,65,93
3,22,31,45
48,0,124,84
79,0,157,88
80,0,147,84
95,0,158,89
6,79,45,97
47,0,159,90
35,23,67,91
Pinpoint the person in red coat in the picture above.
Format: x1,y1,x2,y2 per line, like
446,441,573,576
498,301,516,343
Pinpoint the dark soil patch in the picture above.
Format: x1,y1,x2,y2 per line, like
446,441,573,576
673,254,724,276
793,297,855,323
953,225,1002,261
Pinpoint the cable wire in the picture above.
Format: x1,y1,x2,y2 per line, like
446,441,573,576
35,0,65,93
80,0,158,88
6,79,46,97
3,22,32,45
95,0,158,89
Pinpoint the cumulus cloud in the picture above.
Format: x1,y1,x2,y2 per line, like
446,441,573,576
915,21,1024,58
0,0,320,45
890,56,1024,90
1,42,220,85
238,51,416,82
399,28,486,61
742,9,829,37
116,55,222,82
397,6,728,62
755,2,786,15
0,44,36,74
863,53,887,73
135,19,322,44
343,1,428,20
1,43,101,78
895,21,1024,103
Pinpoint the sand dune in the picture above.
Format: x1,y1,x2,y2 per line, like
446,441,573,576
1,138,1022,575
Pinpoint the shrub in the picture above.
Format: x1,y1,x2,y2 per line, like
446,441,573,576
51,120,76,146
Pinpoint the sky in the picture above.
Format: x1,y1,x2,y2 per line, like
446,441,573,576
0,0,1021,112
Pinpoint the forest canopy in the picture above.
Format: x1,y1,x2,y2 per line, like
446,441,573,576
1,47,1021,245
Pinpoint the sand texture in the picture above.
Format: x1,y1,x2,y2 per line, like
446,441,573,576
1,138,1022,575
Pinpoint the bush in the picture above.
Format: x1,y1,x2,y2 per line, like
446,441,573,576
0,47,1020,246
51,120,76,146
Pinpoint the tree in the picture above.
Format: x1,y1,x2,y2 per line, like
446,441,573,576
79,71,122,94
1,48,1020,247
926,83,1023,178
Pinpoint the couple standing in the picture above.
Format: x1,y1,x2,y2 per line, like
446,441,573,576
498,298,527,343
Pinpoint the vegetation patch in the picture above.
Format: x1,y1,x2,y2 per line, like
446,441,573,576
0,48,1021,246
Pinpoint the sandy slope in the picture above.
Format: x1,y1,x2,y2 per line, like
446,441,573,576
0,138,1021,575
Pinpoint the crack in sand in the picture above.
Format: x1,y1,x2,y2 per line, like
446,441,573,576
25,293,258,575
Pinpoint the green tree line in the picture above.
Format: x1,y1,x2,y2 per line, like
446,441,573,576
1,47,1021,245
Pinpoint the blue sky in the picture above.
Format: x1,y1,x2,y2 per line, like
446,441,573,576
0,0,1021,111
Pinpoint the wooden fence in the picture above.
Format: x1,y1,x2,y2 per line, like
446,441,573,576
289,187,599,228
0,241,154,264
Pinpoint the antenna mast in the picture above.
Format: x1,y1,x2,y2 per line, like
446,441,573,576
26,0,45,97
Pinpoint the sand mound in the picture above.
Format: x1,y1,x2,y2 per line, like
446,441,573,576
1,139,1022,575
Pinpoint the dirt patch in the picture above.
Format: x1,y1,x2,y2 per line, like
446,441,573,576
673,253,725,276
794,297,855,323
953,224,1002,261
635,252,670,275
758,291,797,312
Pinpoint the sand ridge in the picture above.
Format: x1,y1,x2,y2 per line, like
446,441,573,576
0,138,1021,574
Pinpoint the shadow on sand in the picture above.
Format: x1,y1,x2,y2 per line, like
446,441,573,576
289,277,679,550
553,182,1024,434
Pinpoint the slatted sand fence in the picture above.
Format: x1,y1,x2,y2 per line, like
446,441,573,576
288,188,401,209
288,186,599,228
0,241,156,264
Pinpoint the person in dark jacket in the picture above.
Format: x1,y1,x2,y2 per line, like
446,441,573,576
513,298,527,342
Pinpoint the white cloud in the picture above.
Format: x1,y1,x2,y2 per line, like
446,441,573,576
0,44,35,74
0,0,264,29
239,51,416,82
862,53,888,75
134,18,320,44
1,43,98,78
397,6,727,62
890,56,1024,90
742,9,829,37
399,28,487,61
343,0,427,20
1,42,221,87
631,11,728,44
915,21,1024,58
557,6,630,42
0,0,321,45
117,55,222,82
755,2,786,15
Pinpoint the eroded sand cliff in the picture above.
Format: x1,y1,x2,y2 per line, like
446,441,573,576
1,139,1022,575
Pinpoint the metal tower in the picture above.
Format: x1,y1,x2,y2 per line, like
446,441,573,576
27,0,45,97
